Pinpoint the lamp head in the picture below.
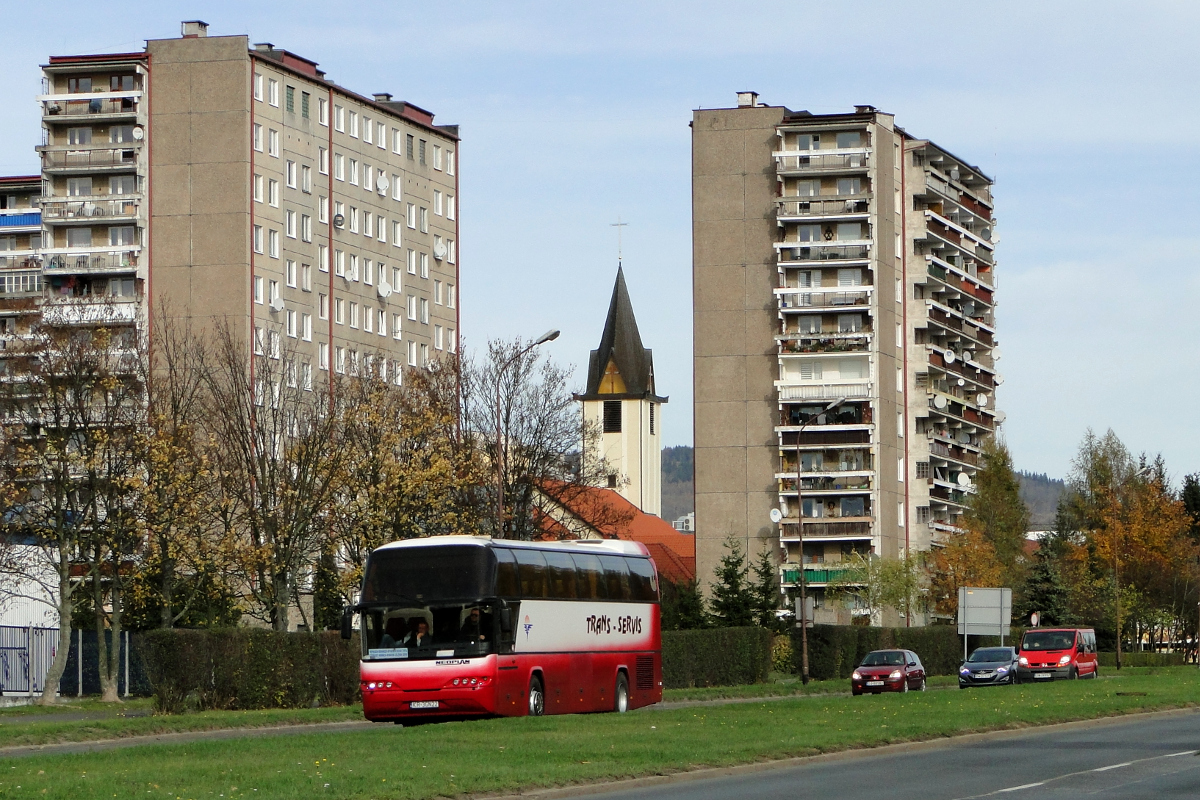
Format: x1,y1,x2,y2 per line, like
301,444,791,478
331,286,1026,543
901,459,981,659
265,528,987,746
533,329,561,346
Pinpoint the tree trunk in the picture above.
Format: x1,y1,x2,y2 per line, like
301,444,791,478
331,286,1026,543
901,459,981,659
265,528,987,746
160,543,175,629
103,580,123,702
94,568,118,703
39,568,73,705
273,572,290,632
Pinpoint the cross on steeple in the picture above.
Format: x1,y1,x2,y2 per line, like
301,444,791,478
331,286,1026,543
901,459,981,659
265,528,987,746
610,217,629,263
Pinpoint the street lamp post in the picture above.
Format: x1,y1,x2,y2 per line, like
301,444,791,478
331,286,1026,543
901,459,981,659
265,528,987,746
495,330,560,538
794,396,846,685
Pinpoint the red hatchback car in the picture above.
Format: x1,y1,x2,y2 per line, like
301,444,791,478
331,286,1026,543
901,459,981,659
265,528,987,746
852,649,927,695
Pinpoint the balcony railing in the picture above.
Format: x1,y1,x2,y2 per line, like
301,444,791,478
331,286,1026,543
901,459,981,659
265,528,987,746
780,566,861,585
775,152,870,172
41,297,138,326
43,97,139,118
0,256,43,271
0,213,41,229
44,250,139,274
41,198,139,220
777,289,870,309
777,196,870,217
42,149,138,170
777,382,872,401
930,440,979,466
780,332,871,354
779,243,870,263
779,428,872,446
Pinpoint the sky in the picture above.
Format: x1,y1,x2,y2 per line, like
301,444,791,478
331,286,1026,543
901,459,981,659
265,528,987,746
1,1,1197,483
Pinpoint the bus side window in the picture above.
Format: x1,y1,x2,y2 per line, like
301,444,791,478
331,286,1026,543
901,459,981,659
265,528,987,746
626,557,659,602
599,555,632,601
495,548,519,597
571,553,607,600
544,551,578,599
514,549,548,599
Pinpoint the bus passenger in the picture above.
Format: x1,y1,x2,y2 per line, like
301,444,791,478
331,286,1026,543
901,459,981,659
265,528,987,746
406,619,431,648
380,617,406,648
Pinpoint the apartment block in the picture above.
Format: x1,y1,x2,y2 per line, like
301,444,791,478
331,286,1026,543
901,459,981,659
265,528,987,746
29,20,458,385
693,95,999,625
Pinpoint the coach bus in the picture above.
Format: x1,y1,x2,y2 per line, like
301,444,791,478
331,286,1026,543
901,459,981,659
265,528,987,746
342,536,663,722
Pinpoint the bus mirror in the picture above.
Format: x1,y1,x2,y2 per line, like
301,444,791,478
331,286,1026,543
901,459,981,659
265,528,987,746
340,606,353,640
499,607,513,636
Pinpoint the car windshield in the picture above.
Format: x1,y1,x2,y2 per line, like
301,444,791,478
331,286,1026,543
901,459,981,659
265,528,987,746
1022,631,1076,651
861,651,905,667
361,602,496,661
968,647,1013,663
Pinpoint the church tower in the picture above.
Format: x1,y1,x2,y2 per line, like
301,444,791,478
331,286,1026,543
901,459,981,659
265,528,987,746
576,267,668,516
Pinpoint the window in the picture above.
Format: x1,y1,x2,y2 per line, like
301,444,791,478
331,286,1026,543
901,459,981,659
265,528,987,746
650,403,656,435
392,174,402,201
419,207,428,233
334,104,345,131
109,226,135,246
838,358,867,379
363,163,373,191
916,506,931,524
110,175,136,195
407,340,417,366
268,129,280,157
319,147,328,175
348,111,358,138
253,174,264,203
268,280,279,305
66,178,92,197
418,139,426,165
447,328,456,353
362,117,372,144
406,134,414,159
334,201,344,223
392,129,402,153
67,77,92,93
253,327,264,355
393,220,403,244
836,222,861,241
392,313,403,338
319,197,328,224
319,342,329,370
433,145,443,170
286,309,297,338
363,212,372,238
836,131,862,148
407,249,417,274
267,79,279,107
318,293,328,320
377,122,386,148
348,158,358,185
301,313,312,341
254,73,264,101
378,310,387,337
799,361,822,381
286,160,297,188
319,97,328,126
268,179,279,207
286,260,297,287
65,227,92,248
268,331,281,359
67,127,92,145
268,229,280,258
334,249,345,277
448,240,456,264
336,346,346,373
433,235,443,259
795,133,820,150
446,150,455,176
301,263,312,291
363,307,373,333
303,362,313,390
420,344,429,366
837,177,861,195
603,400,622,433
318,244,328,272
348,206,358,233
349,302,359,329
434,280,443,305
285,86,294,113
253,225,264,254
795,179,819,197
335,297,345,324
447,284,456,309
407,295,417,320
350,253,360,281
301,91,310,119
916,461,930,480
837,314,862,333
334,153,344,181
254,276,264,304
447,195,456,221
253,124,263,152
286,210,297,238
364,259,374,286
301,214,312,242
837,268,862,287
434,325,443,350
434,190,443,216
393,266,402,289
420,253,429,278
842,497,866,517
407,204,416,229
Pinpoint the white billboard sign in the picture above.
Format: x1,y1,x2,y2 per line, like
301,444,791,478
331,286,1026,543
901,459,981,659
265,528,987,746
957,587,1012,637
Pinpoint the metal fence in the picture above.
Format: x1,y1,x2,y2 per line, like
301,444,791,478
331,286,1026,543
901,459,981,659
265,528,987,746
0,625,58,696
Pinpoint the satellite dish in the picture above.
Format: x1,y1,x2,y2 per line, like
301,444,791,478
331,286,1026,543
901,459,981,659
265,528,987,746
962,350,974,362
996,411,1008,424
769,508,783,524
994,374,1004,386
378,175,389,194
933,395,948,409
957,378,965,387
957,472,972,487
958,431,971,444
269,296,285,313
377,281,392,299
433,240,447,260
943,350,956,364
132,126,144,141
977,393,988,407
333,214,345,228
993,348,1002,360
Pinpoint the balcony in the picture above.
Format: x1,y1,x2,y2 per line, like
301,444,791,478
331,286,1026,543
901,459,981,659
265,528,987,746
44,250,139,275
41,296,138,326
41,93,141,123
780,566,862,586
926,258,994,301
41,147,139,173
41,197,139,223
777,382,872,402
0,255,43,271
779,331,871,354
777,287,871,311
778,428,872,446
930,440,979,467
926,304,994,347
0,212,41,232
777,196,870,219
777,242,871,263
774,151,870,174
928,395,994,431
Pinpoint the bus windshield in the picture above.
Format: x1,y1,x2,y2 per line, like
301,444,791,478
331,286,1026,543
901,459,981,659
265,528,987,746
361,545,494,604
361,602,497,661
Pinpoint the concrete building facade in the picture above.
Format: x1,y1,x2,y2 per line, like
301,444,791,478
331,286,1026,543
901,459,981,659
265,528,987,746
693,95,999,625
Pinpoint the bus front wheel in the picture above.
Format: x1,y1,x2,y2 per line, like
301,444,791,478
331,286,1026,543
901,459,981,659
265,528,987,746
528,676,545,717
615,673,629,713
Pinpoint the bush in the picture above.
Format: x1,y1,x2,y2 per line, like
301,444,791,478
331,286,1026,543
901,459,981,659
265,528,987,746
792,625,1025,679
771,635,794,674
1098,651,1187,667
662,627,771,688
139,628,361,713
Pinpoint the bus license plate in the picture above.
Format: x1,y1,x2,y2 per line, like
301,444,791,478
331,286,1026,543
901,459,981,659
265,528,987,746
866,681,884,687
1034,672,1052,679
410,701,439,709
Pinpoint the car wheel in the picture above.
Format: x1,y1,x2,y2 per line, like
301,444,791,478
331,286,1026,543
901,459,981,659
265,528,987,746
901,679,909,693
852,689,861,696
614,673,629,713
1069,667,1078,681
528,676,545,717
919,678,927,692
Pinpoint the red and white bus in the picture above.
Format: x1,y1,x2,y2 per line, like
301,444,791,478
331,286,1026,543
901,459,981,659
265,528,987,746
343,536,663,722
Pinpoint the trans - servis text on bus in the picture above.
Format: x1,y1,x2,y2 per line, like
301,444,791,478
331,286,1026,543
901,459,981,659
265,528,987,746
341,536,663,721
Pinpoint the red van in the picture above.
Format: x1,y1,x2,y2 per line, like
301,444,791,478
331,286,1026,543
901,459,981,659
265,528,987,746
1016,628,1098,682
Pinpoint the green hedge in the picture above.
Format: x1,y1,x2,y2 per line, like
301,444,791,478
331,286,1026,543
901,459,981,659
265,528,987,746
1098,651,1187,667
791,625,1024,679
662,627,772,688
139,629,361,713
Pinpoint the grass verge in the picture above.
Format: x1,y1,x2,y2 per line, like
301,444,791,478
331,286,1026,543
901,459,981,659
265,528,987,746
1,667,1197,799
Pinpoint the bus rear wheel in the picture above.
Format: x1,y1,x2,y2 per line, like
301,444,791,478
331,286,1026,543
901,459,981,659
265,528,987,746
528,676,545,717
615,674,629,713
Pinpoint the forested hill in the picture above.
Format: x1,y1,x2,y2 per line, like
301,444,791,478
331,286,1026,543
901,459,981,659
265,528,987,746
1018,470,1066,530
661,445,694,523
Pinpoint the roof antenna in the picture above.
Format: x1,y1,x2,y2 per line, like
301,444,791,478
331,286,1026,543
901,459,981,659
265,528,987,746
610,216,629,266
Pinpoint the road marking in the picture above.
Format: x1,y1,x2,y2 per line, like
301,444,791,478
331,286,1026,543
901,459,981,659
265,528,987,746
997,782,1043,792
1092,761,1132,771
955,751,1199,798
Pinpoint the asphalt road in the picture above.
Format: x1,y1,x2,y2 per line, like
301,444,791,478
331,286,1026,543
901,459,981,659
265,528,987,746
585,709,1200,800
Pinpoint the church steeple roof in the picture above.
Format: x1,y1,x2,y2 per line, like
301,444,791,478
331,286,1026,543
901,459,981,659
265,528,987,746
577,266,667,402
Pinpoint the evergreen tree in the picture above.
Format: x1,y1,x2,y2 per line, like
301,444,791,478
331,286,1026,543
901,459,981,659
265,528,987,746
751,548,781,629
709,535,755,627
660,578,707,630
1017,547,1075,626
312,546,343,631
964,437,1030,576
1181,473,1200,541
